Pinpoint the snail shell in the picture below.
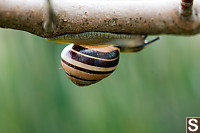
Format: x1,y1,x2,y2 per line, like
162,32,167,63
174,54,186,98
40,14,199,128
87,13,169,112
61,44,120,86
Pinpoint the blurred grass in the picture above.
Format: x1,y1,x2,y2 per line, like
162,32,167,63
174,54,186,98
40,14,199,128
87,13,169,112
0,28,200,133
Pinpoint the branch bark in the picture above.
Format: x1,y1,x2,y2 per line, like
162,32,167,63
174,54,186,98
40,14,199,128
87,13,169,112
0,0,200,38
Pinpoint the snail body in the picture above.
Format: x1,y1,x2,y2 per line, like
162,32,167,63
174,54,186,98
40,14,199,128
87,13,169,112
47,32,159,86
46,32,149,52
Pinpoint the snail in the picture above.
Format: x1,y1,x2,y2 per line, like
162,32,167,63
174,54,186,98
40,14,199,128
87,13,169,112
46,32,159,86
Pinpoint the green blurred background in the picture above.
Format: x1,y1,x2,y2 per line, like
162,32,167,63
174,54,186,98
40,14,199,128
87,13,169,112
0,28,200,133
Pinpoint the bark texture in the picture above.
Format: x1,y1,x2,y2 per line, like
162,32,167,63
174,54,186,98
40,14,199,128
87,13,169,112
0,0,200,38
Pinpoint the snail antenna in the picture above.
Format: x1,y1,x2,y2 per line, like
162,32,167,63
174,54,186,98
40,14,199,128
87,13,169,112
143,35,148,40
133,36,160,49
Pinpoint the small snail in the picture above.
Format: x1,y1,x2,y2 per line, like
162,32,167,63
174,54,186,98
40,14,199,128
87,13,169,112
47,32,159,86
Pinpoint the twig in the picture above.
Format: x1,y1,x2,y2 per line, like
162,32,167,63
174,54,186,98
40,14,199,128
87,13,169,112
180,0,194,17
43,0,56,32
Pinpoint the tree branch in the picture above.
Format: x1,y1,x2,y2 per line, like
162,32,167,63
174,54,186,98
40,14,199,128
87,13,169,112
0,0,200,38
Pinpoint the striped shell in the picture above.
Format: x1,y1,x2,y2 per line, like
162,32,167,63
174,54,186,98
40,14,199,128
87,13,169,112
61,44,120,86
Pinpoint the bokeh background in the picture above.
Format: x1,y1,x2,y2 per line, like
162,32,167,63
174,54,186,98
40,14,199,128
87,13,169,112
0,28,200,133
